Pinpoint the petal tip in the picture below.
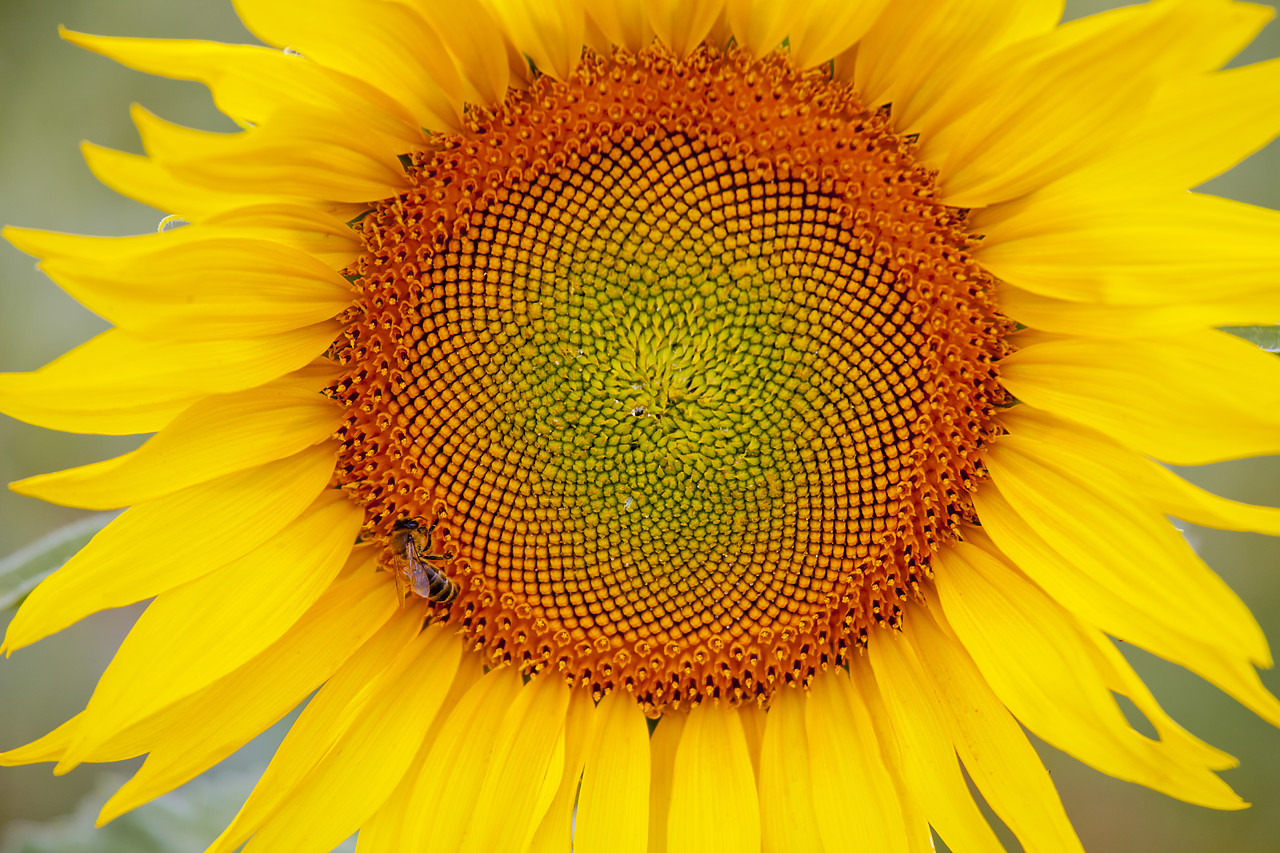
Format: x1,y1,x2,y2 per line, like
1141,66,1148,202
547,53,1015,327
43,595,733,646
3,225,38,255
96,792,133,827
8,475,44,500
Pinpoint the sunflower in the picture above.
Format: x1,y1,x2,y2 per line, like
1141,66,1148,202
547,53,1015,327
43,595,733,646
2,0,1280,850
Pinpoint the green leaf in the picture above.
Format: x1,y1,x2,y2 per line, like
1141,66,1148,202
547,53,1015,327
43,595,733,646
0,514,116,613
1223,325,1280,353
0,770,357,853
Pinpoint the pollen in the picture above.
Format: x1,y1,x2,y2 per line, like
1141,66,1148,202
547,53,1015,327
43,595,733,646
328,44,1011,715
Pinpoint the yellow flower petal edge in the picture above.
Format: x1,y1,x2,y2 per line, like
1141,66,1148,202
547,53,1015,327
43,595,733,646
2,443,337,653
96,565,400,823
934,540,1244,809
1,1,1277,852
576,691,651,853
526,689,594,852
757,685,822,853
234,625,462,853
55,491,362,773
667,702,762,853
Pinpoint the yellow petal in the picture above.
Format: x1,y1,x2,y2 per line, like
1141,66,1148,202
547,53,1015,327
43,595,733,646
864,630,1006,853
909,604,1086,853
97,565,399,823
983,427,1269,664
409,0,512,106
647,710,685,853
736,700,765,784
1076,595,1241,776
131,105,406,204
202,204,363,269
528,732,567,850
0,716,78,767
1000,406,1280,536
996,282,1280,337
0,324,338,436
11,233,353,340
354,649,485,853
487,0,587,81
2,443,336,654
203,602,432,853
13,383,342,510
758,685,822,853
1066,54,1280,192
236,626,461,853
976,192,1280,305
849,659,942,853
462,674,572,853
586,0,654,52
724,0,791,58
999,330,1280,465
393,666,526,851
805,669,910,852
577,691,651,853
784,0,889,70
973,481,1280,728
935,539,1243,809
850,0,1061,119
727,0,881,65
6,226,170,264
924,0,1237,207
643,0,725,58
527,687,594,853
232,0,463,131
80,143,280,222
1163,0,1276,71
57,492,361,771
667,702,761,853
65,30,351,126
8,204,362,272
62,28,421,147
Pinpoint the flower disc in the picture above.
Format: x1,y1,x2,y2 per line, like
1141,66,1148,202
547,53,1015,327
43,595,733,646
330,45,1010,714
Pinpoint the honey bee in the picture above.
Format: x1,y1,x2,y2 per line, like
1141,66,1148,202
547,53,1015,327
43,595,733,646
388,517,458,603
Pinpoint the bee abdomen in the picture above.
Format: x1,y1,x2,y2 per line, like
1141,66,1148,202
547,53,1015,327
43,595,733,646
424,574,458,603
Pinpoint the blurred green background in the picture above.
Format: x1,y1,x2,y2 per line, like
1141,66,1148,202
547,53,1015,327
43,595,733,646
0,0,1277,851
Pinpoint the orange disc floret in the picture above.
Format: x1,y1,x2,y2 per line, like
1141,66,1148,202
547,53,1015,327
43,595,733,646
328,44,1011,715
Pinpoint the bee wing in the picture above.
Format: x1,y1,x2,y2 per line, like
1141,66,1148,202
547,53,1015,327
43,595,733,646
393,568,411,602
401,536,435,599
409,568,439,599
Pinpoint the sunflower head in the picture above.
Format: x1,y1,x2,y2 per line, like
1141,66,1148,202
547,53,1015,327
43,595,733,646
2,1,1279,851
325,39,1013,714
